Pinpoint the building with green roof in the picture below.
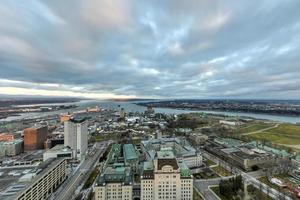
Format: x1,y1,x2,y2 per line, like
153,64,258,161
123,144,139,171
95,166,133,200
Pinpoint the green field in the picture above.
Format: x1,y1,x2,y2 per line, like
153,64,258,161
211,165,231,177
204,159,216,167
250,123,300,147
237,122,275,133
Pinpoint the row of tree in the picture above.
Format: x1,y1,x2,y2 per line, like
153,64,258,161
219,175,243,199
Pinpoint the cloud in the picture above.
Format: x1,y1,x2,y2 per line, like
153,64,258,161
0,0,300,99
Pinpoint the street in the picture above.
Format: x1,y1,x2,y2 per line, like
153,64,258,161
51,142,109,200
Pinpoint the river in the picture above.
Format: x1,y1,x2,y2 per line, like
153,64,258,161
1,100,299,124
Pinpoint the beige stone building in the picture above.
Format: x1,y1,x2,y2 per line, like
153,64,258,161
141,150,193,200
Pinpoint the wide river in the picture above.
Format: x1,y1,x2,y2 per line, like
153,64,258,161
1,100,300,124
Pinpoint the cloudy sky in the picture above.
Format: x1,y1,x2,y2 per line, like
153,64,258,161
0,0,300,99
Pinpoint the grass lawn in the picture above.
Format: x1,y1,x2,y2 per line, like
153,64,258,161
249,123,300,148
204,159,216,167
193,188,203,200
211,165,231,177
238,122,275,133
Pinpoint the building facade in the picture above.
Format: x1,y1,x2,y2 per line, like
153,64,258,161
13,158,67,200
23,126,48,151
141,150,193,200
94,166,133,200
64,118,88,160
0,139,23,157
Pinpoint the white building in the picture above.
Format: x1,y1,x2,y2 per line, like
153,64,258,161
219,120,242,126
94,166,133,200
64,118,88,160
141,150,193,200
43,145,73,161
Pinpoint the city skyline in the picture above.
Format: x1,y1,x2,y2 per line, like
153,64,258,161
1,0,300,99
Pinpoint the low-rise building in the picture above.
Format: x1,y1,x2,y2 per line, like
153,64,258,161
43,145,73,161
188,132,208,145
141,137,202,168
0,133,15,141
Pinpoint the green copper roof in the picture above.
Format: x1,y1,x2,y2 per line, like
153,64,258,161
178,162,191,177
123,144,138,162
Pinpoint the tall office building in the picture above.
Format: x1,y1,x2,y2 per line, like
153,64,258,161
64,118,88,160
141,150,193,200
23,125,48,151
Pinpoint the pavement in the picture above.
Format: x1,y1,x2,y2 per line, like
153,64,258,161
51,141,110,200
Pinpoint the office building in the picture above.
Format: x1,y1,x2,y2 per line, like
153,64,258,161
94,165,133,200
64,118,88,160
0,139,23,157
12,158,67,200
141,150,193,200
23,126,48,151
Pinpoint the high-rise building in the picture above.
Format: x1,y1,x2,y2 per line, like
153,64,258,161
64,118,88,160
23,125,48,151
141,150,193,200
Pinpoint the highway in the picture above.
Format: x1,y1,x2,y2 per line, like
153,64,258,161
51,141,109,200
194,149,292,200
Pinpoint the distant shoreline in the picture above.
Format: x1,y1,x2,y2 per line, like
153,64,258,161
136,101,300,117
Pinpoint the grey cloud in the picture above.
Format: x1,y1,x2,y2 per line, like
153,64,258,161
0,0,300,99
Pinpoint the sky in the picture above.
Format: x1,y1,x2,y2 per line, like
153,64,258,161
0,0,300,99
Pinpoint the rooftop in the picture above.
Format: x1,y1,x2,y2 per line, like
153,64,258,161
123,144,138,161
157,150,175,159
97,166,132,186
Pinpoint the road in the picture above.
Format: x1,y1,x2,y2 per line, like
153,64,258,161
195,149,292,200
51,141,109,200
